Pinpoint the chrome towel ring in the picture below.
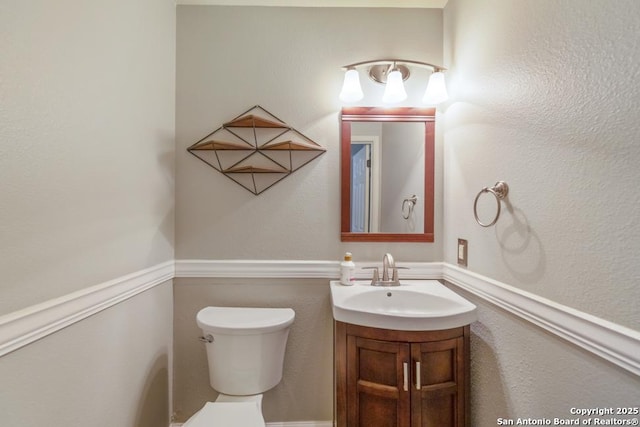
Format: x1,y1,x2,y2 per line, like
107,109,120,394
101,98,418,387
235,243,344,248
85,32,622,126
473,181,509,227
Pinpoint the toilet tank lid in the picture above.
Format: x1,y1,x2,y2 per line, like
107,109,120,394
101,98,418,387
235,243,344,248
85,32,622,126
197,307,295,335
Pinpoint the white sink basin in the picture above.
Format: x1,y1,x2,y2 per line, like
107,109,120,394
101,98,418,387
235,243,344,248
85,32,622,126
330,280,477,331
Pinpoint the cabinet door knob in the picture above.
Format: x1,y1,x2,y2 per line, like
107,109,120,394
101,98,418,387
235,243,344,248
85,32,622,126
403,362,409,392
415,361,421,390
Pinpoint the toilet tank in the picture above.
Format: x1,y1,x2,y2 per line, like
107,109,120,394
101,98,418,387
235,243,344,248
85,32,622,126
197,306,295,396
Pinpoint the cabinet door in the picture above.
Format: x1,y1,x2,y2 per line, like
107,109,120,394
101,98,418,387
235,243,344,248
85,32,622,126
347,336,411,427
410,337,466,427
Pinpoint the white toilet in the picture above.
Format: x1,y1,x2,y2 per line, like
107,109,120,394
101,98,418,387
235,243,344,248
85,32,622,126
183,306,296,427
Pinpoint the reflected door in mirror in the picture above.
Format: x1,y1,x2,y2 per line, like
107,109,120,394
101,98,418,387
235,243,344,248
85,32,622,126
350,142,370,232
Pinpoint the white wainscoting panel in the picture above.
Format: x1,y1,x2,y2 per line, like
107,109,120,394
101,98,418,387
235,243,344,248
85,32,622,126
0,260,174,357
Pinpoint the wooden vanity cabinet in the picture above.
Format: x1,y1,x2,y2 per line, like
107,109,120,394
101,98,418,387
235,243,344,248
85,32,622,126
334,321,470,427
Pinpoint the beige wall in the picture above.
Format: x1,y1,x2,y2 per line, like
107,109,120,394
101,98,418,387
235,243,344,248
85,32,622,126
173,278,333,423
443,0,640,422
0,0,176,315
442,0,639,330
175,6,444,262
450,284,640,425
4,2,640,426
174,7,443,422
176,5,640,424
0,282,174,427
0,0,176,425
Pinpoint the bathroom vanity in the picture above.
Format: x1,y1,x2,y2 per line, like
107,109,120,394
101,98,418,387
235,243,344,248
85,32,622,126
334,321,469,427
330,279,475,427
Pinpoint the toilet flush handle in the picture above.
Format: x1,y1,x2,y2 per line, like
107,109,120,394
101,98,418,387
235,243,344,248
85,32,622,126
198,334,214,343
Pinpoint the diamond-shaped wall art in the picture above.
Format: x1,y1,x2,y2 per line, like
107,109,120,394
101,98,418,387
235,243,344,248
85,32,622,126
187,105,326,195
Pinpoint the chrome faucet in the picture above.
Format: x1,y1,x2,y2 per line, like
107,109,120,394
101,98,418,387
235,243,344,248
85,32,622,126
382,253,395,282
365,253,405,286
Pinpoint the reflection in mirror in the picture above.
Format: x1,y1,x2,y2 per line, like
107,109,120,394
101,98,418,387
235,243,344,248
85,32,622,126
350,122,424,233
341,107,435,242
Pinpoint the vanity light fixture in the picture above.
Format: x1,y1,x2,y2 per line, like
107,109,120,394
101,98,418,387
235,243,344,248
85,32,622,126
339,59,448,105
339,68,364,103
381,64,408,104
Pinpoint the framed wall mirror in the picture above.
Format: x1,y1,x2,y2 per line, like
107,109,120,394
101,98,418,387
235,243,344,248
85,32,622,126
341,107,435,242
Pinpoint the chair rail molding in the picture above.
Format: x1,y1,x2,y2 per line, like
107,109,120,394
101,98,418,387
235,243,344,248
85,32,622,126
441,263,640,377
1,258,638,377
174,259,442,279
0,260,174,357
175,259,640,376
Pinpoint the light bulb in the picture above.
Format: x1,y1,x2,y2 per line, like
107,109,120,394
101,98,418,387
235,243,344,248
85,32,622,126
339,69,364,103
422,71,448,105
382,69,407,104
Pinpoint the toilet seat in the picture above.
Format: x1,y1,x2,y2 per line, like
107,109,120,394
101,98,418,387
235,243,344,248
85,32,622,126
182,401,265,427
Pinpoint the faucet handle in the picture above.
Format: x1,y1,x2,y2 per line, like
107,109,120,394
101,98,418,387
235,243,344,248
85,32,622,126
362,267,379,284
390,266,409,282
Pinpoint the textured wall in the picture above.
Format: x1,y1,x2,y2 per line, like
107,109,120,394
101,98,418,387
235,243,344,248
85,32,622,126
174,8,443,421
175,6,444,263
0,0,176,315
0,0,176,425
0,281,174,427
447,284,640,426
443,0,640,423
173,278,333,423
442,0,640,329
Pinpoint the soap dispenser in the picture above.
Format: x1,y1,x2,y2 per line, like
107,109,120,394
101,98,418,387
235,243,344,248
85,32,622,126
340,252,355,286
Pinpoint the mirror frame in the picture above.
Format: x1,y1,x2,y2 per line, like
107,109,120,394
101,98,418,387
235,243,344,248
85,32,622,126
341,107,435,242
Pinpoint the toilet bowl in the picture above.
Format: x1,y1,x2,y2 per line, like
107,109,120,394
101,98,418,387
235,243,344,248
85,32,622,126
183,306,295,426
182,396,264,427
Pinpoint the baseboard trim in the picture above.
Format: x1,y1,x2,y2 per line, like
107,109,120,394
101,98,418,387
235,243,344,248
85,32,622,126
266,423,333,427
171,422,332,427
0,260,174,357
442,263,640,376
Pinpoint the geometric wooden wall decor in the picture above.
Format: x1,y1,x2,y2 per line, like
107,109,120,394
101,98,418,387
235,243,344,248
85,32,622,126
187,105,326,195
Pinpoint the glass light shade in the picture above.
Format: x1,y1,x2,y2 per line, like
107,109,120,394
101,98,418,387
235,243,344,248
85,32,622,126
382,69,407,104
422,71,448,105
339,69,364,103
